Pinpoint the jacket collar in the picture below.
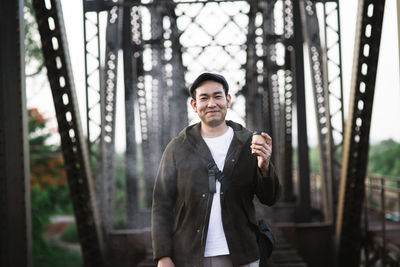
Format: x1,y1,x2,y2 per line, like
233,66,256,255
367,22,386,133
226,120,250,144
182,120,251,164
184,120,250,147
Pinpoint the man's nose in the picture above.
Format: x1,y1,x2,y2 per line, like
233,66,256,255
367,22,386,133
207,98,217,107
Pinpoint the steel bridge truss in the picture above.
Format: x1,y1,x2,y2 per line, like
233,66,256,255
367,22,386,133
81,0,347,232
27,0,362,265
0,0,389,265
302,0,345,223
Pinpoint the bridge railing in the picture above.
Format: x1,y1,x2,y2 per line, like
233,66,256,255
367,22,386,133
305,173,400,222
363,173,400,266
365,173,400,222
298,173,400,264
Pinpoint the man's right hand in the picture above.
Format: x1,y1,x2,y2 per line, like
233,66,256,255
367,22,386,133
158,257,175,267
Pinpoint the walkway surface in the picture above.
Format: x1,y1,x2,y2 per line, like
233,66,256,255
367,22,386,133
45,215,81,253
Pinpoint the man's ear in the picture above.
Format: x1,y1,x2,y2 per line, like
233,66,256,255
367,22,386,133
190,98,198,113
227,94,232,108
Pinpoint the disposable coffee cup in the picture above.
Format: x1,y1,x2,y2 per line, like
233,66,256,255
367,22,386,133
252,131,266,155
252,131,266,143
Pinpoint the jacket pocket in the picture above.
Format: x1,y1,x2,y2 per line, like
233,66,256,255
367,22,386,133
172,201,185,234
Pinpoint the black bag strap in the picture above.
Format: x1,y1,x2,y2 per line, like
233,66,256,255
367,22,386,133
207,162,224,194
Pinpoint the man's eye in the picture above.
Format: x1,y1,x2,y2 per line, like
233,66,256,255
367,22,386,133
200,97,208,101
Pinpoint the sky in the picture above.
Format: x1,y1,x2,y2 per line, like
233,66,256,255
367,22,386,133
26,0,400,150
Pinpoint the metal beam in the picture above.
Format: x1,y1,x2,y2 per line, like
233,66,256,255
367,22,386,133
165,3,189,134
302,0,334,222
100,2,122,234
335,0,386,266
0,1,32,266
32,1,105,266
245,0,263,131
148,4,165,207
83,3,102,177
93,0,341,9
281,0,296,202
122,4,140,228
262,1,281,168
293,0,311,222
321,0,345,224
282,46,296,202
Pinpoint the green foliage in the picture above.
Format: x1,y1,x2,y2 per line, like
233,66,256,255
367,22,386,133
31,186,52,251
368,139,400,176
33,246,82,267
31,186,82,266
29,108,71,212
61,223,79,243
113,153,127,229
291,146,321,174
308,146,320,174
294,139,400,177
113,145,148,229
28,108,78,266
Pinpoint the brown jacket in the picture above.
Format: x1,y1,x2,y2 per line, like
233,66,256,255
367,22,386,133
152,121,281,267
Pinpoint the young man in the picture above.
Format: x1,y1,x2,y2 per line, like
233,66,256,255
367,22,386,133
152,73,281,267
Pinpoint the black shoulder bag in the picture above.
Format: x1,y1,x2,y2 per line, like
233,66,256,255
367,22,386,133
256,219,275,267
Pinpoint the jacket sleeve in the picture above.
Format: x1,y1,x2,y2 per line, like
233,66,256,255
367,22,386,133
254,162,281,206
151,142,177,261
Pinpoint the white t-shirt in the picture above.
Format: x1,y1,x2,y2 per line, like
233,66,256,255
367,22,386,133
202,126,234,257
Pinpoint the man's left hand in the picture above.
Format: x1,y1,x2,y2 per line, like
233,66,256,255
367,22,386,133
251,132,272,176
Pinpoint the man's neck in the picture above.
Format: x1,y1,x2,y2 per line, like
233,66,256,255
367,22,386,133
201,121,229,138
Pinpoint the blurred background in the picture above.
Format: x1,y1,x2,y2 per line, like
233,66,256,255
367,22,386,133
1,0,400,266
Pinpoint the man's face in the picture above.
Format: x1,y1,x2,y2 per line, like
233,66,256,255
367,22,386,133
190,80,231,128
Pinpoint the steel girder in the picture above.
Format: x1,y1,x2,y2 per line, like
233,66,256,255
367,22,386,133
163,5,189,135
148,4,165,208
245,0,291,187
282,0,296,202
243,0,299,204
83,0,124,232
83,0,189,229
100,2,122,234
244,0,265,132
335,1,386,266
0,1,32,266
82,1,118,233
32,1,105,266
146,1,189,206
243,0,297,203
122,4,142,227
302,0,335,222
83,0,102,172
262,1,281,172
293,0,312,222
321,0,345,219
302,0,345,223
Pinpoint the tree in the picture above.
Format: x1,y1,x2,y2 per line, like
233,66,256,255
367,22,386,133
29,108,80,265
29,108,67,189
368,139,400,177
